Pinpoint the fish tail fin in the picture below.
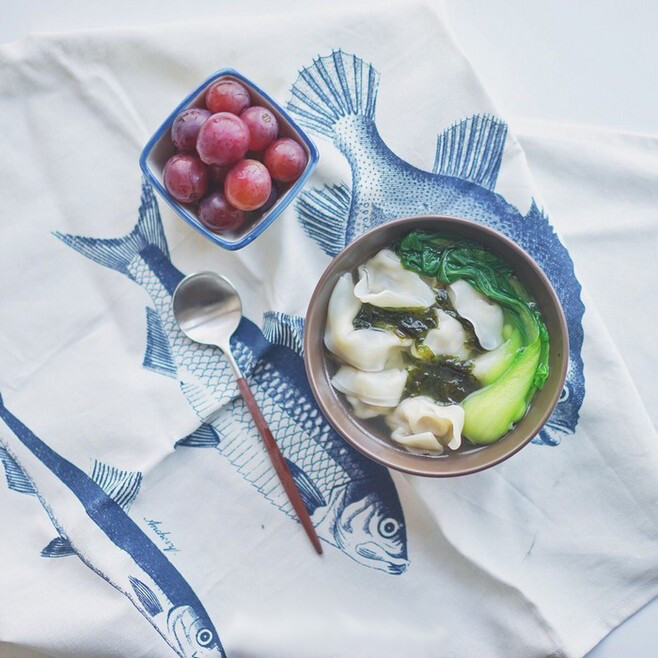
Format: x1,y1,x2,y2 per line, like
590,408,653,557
53,180,169,276
287,50,379,139
295,182,351,257
433,114,508,191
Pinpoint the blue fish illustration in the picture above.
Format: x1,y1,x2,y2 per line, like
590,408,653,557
289,50,586,445
0,394,225,658
55,182,408,575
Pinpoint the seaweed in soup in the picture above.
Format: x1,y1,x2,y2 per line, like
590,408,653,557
353,304,437,339
404,357,480,404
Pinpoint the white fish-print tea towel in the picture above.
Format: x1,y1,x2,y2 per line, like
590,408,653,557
0,2,657,657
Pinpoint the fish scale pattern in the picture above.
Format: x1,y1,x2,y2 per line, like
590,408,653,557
130,257,256,417
214,405,290,513
130,254,354,509
210,357,351,524
256,360,351,495
130,252,354,531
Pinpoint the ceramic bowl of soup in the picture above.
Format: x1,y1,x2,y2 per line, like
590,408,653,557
304,215,569,477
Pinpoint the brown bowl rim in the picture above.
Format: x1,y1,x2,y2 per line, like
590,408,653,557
303,215,569,477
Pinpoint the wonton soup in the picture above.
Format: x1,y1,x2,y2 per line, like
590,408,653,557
323,230,550,455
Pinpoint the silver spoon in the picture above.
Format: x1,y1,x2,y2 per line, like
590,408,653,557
172,271,323,555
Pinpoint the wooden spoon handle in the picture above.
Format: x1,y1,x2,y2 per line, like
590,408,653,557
236,377,323,555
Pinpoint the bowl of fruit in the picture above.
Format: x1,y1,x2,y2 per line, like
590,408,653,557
140,69,319,250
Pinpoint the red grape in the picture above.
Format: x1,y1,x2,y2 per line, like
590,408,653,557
224,159,272,211
263,138,308,182
198,190,245,232
205,79,250,115
163,153,208,203
260,184,279,212
171,108,210,151
196,113,250,166
240,106,279,152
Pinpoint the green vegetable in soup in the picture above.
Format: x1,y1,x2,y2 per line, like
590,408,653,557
471,324,522,385
397,230,550,443
462,333,541,443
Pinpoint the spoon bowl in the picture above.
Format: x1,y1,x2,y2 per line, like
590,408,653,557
173,272,242,350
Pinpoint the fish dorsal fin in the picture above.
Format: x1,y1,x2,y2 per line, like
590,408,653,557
90,460,143,511
284,458,326,514
129,575,163,617
143,307,177,378
262,312,306,357
433,114,508,191
287,50,379,139
180,379,224,422
0,445,36,495
175,423,220,449
41,536,76,558
296,183,351,257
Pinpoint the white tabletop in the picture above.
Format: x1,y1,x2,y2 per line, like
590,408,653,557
1,1,656,656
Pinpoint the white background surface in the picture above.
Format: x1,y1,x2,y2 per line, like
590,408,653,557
1,1,656,656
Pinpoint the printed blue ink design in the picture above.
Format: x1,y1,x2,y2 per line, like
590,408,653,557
0,445,36,495
176,424,220,449
288,50,586,445
130,575,165,616
39,459,143,558
56,181,409,576
41,537,77,558
262,311,306,356
295,183,351,256
0,394,225,658
144,307,178,378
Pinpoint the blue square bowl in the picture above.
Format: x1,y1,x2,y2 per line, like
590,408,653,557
140,68,319,250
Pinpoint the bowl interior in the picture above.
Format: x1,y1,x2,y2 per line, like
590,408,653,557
304,216,569,477
141,70,317,250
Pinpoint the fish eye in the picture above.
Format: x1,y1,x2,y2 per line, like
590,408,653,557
379,518,399,538
196,628,214,647
559,384,570,402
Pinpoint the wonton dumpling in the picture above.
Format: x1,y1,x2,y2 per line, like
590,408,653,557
325,273,411,371
346,395,394,419
331,365,407,408
386,396,464,453
448,280,503,350
419,309,470,360
354,249,435,309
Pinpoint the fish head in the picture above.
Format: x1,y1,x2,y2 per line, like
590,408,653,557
167,605,225,658
536,355,585,445
332,476,408,575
